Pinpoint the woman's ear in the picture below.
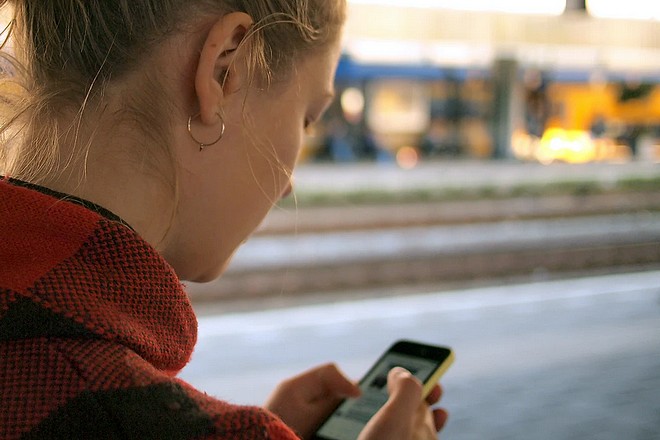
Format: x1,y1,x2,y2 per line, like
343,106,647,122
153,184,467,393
195,12,253,125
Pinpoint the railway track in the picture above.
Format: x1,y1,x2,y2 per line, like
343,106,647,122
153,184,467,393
187,191,660,303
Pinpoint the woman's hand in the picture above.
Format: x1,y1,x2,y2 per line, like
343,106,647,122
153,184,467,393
265,363,361,439
358,367,448,440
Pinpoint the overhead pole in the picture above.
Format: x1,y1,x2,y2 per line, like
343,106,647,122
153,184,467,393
564,0,588,13
491,58,520,159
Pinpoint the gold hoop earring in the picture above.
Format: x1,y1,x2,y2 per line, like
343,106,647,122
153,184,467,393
187,113,226,151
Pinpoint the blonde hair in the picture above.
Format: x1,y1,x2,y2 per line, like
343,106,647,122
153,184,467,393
0,0,346,182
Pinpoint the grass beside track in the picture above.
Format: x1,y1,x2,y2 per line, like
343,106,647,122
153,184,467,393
278,175,660,208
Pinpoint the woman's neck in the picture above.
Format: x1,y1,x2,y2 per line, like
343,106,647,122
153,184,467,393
31,122,177,253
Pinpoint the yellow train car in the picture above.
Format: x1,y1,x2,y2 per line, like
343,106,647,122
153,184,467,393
516,79,660,163
546,81,660,131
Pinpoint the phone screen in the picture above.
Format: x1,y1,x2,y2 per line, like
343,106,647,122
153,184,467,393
314,349,446,440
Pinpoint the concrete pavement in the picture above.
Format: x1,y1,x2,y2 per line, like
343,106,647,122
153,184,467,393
181,270,660,440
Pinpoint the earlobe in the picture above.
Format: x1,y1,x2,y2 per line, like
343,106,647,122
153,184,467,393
195,12,253,126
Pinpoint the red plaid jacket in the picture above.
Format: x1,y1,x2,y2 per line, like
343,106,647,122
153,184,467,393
0,179,299,440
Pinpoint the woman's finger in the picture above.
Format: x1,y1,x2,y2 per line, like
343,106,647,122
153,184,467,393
425,383,443,405
313,363,361,400
412,400,439,440
387,367,424,410
358,368,425,440
433,407,449,432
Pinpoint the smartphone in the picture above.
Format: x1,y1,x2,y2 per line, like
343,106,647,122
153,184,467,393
311,340,454,440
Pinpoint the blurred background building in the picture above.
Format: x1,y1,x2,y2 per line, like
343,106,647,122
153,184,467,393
303,0,660,167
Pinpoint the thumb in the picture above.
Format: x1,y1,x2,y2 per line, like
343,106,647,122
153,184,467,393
386,367,424,413
358,368,423,440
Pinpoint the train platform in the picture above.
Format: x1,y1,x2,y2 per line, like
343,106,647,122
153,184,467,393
182,270,660,440
289,159,660,200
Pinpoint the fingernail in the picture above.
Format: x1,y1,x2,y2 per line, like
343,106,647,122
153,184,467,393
390,367,410,377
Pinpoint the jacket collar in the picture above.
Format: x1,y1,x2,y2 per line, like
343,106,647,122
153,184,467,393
0,178,197,373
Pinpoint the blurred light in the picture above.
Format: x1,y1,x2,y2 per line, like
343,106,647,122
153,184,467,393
348,40,426,65
341,87,365,124
349,0,567,16
511,130,540,161
586,0,660,20
396,146,420,169
367,81,431,135
346,39,494,69
537,128,596,164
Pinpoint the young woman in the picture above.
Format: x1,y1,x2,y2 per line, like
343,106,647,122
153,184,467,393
0,1,448,438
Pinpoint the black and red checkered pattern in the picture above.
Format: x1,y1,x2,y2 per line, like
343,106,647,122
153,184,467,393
0,179,299,439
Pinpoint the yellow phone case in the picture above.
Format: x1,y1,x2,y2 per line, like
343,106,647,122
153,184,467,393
421,349,455,398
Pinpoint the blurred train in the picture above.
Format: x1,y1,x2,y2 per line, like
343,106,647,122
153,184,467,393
304,54,660,165
514,70,660,164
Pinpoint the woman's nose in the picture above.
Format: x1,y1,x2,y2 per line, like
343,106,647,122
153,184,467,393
280,182,293,200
